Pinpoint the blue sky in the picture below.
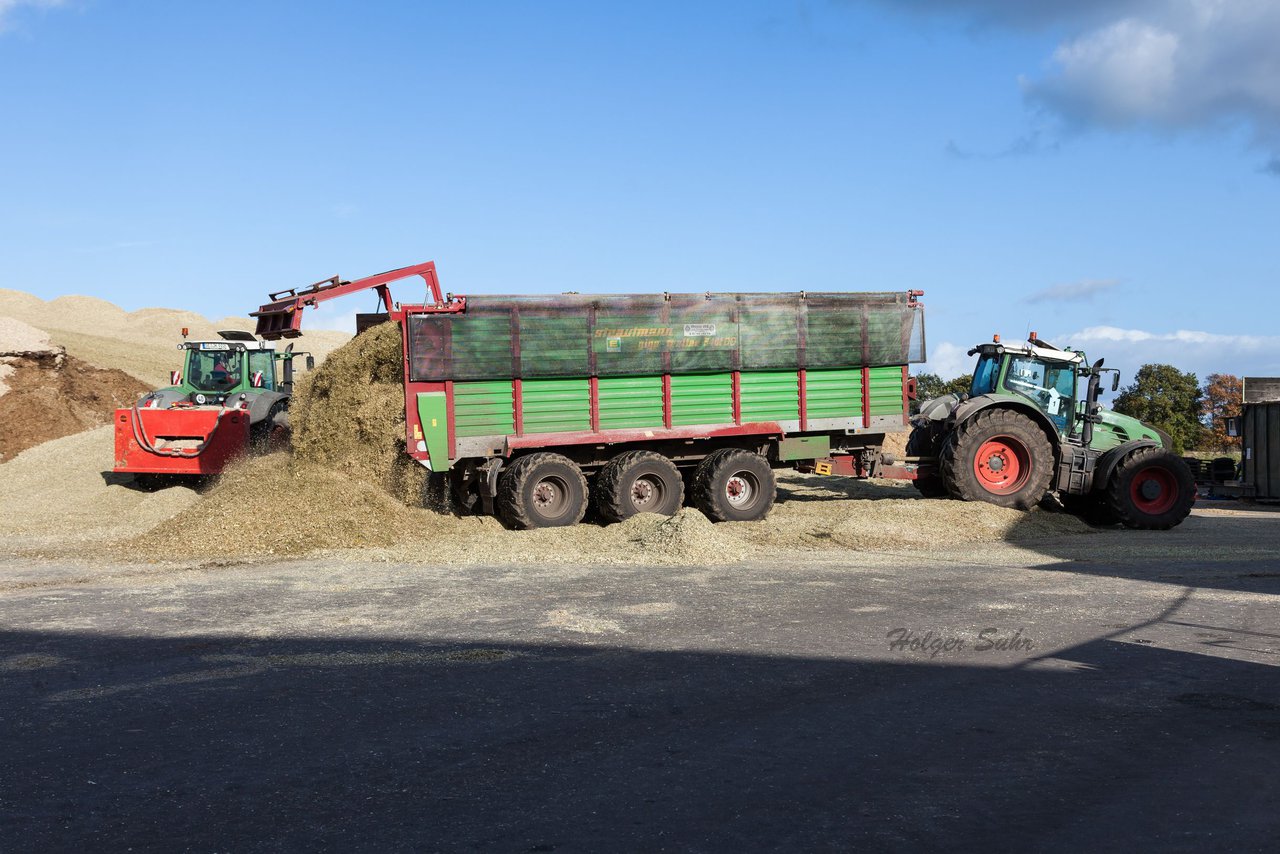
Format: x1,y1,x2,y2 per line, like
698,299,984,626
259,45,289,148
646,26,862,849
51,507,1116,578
2,0,1277,387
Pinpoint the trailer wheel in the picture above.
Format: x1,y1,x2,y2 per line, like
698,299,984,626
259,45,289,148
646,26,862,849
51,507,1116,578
941,409,1054,510
692,448,776,523
1103,447,1195,530
595,451,684,523
496,453,589,530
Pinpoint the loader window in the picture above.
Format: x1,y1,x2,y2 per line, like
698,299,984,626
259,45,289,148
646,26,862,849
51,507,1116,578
248,351,275,390
188,349,243,391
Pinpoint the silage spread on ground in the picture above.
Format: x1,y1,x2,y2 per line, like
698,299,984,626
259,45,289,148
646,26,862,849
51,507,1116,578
108,321,1095,564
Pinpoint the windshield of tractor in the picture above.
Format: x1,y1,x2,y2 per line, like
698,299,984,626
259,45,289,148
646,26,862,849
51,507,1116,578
971,354,999,396
187,348,244,391
1003,356,1076,430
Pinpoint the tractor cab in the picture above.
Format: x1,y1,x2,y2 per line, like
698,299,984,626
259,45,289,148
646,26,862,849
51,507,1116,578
968,336,1085,436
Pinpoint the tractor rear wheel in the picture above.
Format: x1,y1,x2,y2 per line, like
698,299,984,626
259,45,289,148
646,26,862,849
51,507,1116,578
941,409,1054,510
496,453,589,530
595,451,684,523
692,448,776,522
1103,447,1195,530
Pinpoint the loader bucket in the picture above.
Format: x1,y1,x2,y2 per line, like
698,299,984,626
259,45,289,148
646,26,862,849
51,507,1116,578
251,301,304,340
113,407,250,476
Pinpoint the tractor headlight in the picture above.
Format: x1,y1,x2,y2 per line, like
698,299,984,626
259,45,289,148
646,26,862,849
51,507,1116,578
195,393,207,405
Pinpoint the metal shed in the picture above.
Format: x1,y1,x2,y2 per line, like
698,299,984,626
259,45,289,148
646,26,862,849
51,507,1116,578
1237,378,1280,500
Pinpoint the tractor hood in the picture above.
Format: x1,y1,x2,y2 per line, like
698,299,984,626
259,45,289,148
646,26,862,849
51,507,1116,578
1090,406,1170,452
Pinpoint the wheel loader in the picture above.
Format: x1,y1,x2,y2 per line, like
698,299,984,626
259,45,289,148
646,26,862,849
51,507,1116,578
112,330,312,483
907,333,1196,529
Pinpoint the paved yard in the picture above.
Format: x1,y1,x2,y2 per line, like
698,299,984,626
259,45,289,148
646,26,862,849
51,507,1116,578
1,514,1277,851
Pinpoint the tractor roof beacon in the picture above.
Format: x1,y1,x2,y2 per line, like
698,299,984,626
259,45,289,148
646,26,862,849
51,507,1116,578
910,332,1196,529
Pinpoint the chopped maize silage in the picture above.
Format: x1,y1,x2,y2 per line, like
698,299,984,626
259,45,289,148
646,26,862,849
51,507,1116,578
287,321,428,507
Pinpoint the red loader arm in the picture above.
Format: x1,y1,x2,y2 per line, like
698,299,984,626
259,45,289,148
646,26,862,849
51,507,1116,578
251,260,459,340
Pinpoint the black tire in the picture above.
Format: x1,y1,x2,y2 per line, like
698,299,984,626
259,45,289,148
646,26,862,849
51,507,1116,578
941,409,1054,510
495,453,589,530
905,425,947,498
1059,491,1120,526
692,448,776,522
595,451,684,523
250,402,286,453
1103,447,1196,530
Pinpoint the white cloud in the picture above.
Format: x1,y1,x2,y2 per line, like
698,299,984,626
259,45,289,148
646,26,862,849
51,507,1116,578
1058,325,1280,382
885,0,1280,168
1022,1,1280,154
0,0,67,31
921,340,973,379
1024,278,1120,304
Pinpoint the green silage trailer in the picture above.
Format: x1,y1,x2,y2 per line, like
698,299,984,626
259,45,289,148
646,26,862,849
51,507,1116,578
255,262,929,528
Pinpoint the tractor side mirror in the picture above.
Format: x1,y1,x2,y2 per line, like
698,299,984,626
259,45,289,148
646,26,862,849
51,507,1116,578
1111,373,1120,391
1225,416,1241,438
306,355,315,371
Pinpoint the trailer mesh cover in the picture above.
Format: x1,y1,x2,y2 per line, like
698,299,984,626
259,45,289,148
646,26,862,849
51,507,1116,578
407,292,924,382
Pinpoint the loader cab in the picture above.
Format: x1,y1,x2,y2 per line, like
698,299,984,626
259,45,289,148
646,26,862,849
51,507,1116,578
177,338,279,405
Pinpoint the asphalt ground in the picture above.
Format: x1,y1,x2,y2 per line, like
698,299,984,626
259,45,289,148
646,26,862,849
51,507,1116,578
1,514,1278,852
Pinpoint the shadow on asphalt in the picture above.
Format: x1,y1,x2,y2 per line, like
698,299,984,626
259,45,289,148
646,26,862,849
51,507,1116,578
1,627,1277,851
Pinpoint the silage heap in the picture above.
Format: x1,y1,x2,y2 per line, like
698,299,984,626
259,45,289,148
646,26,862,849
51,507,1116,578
121,321,1094,565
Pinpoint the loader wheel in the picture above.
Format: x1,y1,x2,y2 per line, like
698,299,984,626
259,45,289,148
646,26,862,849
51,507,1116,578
496,453,589,530
941,409,1053,510
906,425,947,498
250,402,286,453
595,451,684,523
1103,447,1195,530
692,448,776,523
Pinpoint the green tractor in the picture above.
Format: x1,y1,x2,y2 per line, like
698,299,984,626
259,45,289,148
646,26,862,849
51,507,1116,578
909,334,1196,529
114,331,313,479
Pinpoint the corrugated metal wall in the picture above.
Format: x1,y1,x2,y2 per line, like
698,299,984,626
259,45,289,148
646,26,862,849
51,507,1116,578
1242,401,1280,499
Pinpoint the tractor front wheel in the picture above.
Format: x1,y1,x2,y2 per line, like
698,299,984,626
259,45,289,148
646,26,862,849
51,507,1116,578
1103,447,1196,530
941,409,1054,510
496,453,589,530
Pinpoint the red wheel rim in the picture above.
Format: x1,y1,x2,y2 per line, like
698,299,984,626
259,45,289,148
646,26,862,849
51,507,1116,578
973,436,1032,495
1130,466,1177,515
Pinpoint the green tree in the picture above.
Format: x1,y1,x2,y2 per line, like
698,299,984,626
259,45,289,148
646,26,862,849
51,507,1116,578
1200,373,1243,453
913,372,972,413
1112,364,1205,453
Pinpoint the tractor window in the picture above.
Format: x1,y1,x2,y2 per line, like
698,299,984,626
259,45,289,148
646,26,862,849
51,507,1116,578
248,351,275,390
970,354,999,396
1004,356,1076,431
187,349,244,391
